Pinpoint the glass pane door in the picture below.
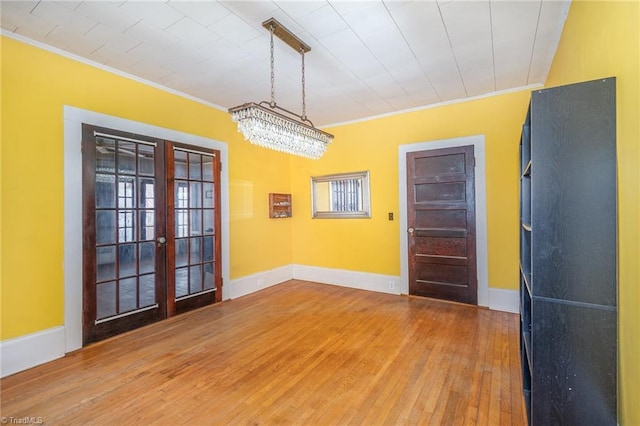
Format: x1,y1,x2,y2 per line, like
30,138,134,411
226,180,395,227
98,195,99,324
83,124,166,344
168,144,221,315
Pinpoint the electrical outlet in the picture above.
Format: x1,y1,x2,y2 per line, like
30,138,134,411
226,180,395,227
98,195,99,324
257,279,265,287
389,281,395,290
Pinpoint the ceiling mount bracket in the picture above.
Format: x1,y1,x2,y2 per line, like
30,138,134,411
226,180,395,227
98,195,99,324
261,18,311,53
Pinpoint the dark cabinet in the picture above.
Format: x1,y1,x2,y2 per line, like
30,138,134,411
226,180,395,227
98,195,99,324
519,77,617,425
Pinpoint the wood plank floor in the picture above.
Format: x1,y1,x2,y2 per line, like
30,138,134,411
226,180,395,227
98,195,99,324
1,280,526,425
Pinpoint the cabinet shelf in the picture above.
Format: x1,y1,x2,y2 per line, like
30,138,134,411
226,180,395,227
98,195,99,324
522,331,533,372
523,389,532,424
269,193,292,218
519,263,532,296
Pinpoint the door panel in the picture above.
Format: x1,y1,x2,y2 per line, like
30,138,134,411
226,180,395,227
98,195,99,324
407,145,477,304
413,153,466,176
415,182,466,203
415,209,467,229
83,124,167,344
415,237,467,257
166,143,222,316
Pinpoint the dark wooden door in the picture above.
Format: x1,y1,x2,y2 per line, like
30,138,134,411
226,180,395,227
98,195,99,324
82,124,167,344
406,145,477,304
166,143,222,315
82,126,222,345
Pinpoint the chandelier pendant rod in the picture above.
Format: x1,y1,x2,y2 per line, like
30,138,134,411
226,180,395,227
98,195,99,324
262,18,313,126
269,23,276,108
301,48,306,122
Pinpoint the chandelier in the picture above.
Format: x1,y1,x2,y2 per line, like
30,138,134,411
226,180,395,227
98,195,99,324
228,18,334,160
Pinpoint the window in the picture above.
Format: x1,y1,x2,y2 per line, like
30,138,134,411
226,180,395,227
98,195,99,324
329,179,363,212
311,171,371,219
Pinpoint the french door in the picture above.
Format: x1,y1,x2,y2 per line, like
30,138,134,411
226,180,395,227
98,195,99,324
82,124,221,344
166,142,222,315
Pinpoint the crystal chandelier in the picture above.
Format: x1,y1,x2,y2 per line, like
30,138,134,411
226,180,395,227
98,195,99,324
229,18,334,160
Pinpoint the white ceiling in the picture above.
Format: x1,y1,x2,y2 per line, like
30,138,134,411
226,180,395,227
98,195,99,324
1,0,571,127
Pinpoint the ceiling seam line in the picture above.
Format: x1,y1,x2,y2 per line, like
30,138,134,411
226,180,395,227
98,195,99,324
357,1,424,106
325,2,399,110
44,24,57,39
526,1,544,86
382,0,442,103
327,2,394,107
437,2,468,97
489,1,496,92
90,44,106,55
29,1,41,14
83,22,99,37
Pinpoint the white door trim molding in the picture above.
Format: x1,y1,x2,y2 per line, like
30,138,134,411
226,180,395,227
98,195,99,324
398,135,489,306
63,106,230,353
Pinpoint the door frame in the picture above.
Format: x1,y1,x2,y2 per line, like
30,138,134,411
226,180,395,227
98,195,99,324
63,106,230,353
398,135,489,306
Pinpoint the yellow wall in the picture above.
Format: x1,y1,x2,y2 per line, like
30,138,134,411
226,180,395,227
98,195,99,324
544,1,639,424
0,37,292,340
290,91,530,286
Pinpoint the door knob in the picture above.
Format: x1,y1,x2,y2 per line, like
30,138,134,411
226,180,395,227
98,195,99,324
157,236,167,245
408,227,415,235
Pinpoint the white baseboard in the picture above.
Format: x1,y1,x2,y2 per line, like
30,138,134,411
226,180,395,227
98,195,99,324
292,265,519,314
225,265,294,300
0,326,65,378
488,288,520,313
293,264,402,295
224,264,402,300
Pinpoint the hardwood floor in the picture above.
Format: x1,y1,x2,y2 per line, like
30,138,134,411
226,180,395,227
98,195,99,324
1,280,526,425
